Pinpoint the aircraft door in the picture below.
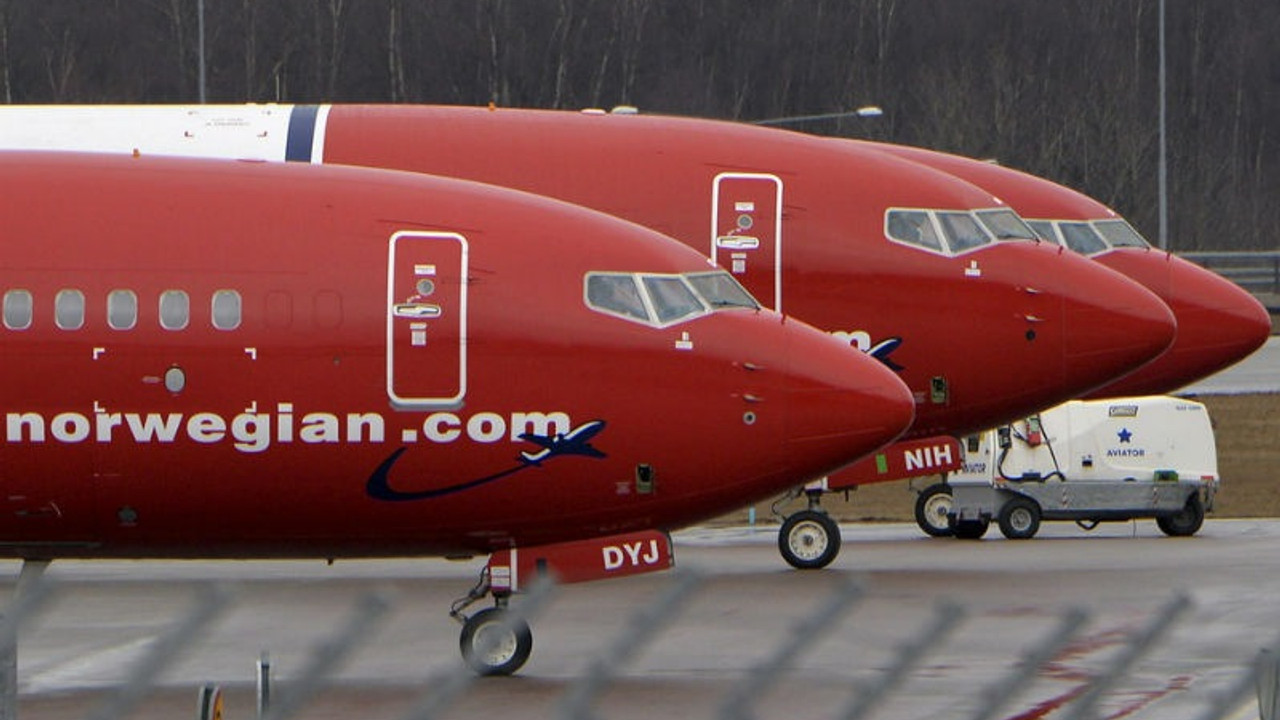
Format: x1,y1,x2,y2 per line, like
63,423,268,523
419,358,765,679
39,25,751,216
387,231,468,409
711,173,783,311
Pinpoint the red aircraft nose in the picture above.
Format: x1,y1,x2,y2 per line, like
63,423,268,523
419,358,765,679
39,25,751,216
1059,253,1177,397
1086,251,1271,397
777,319,916,477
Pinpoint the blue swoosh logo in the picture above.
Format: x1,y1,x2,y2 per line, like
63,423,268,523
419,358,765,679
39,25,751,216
365,420,608,502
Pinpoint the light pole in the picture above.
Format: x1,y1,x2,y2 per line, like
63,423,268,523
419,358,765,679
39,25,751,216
198,0,207,103
1158,0,1167,250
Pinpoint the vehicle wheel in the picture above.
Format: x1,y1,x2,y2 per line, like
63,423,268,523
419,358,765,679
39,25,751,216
950,518,989,540
997,497,1041,540
915,483,954,538
459,607,533,676
1157,493,1205,537
778,510,842,569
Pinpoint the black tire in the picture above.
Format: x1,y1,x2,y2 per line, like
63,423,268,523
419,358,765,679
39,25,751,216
950,517,990,540
1157,493,1205,537
997,497,1041,540
915,483,954,538
778,510,842,569
459,607,533,676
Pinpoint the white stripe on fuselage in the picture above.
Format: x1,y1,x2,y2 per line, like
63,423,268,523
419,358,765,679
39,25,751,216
0,105,299,161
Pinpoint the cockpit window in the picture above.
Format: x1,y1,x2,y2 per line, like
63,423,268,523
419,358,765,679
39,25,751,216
937,212,991,253
1026,220,1060,244
586,274,648,322
1094,219,1150,248
586,270,759,328
886,210,944,252
976,209,1038,241
1058,222,1109,255
643,275,706,323
686,271,759,310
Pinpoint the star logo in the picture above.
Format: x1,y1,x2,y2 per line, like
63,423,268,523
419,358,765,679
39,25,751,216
1118,428,1133,443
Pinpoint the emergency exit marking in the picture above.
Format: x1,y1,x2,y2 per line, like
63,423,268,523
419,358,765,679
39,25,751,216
735,201,755,212
414,264,437,276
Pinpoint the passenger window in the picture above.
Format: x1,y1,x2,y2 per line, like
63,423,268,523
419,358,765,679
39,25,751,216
212,290,242,330
885,210,944,253
1094,220,1150,248
937,212,991,253
975,209,1037,241
108,289,138,330
3,289,33,330
1059,222,1109,255
586,274,649,322
642,275,705,324
55,289,85,330
159,290,190,330
1026,220,1060,244
687,271,759,310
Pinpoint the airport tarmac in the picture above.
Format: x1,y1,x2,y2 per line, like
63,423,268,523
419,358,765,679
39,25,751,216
1182,335,1279,395
6,519,1279,720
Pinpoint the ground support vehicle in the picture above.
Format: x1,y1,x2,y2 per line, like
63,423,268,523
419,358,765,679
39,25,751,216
915,396,1219,540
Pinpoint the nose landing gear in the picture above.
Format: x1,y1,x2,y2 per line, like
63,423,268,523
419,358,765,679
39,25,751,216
775,487,842,570
450,567,535,676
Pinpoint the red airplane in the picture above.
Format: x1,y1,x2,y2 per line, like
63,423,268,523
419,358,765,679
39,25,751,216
864,141,1272,398
0,105,1178,430
0,151,916,674
0,104,1177,568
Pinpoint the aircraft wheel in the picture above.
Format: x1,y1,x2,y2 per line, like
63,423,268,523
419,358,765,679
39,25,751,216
459,607,533,676
997,497,1041,540
778,510,842,569
950,517,989,540
1157,493,1205,537
915,483,954,537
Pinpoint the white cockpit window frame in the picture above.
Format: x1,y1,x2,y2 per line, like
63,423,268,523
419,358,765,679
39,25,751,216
1058,221,1110,256
1094,219,1151,249
885,208,946,254
585,271,758,329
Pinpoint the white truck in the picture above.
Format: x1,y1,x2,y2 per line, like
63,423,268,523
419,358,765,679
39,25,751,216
914,396,1220,540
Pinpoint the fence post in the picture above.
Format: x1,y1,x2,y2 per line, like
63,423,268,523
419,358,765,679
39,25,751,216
197,684,223,720
257,652,271,720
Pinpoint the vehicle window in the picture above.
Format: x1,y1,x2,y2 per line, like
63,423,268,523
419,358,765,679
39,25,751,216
686,271,759,310
212,289,242,330
585,274,649,322
159,290,190,330
55,289,85,330
885,210,944,253
642,275,706,324
1026,220,1060,244
107,289,138,330
937,212,991,253
3,289,33,330
975,209,1037,241
1094,220,1150,248
1059,222,1109,255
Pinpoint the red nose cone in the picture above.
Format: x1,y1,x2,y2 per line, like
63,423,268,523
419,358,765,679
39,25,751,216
1061,258,1177,398
1087,252,1271,396
781,322,915,477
